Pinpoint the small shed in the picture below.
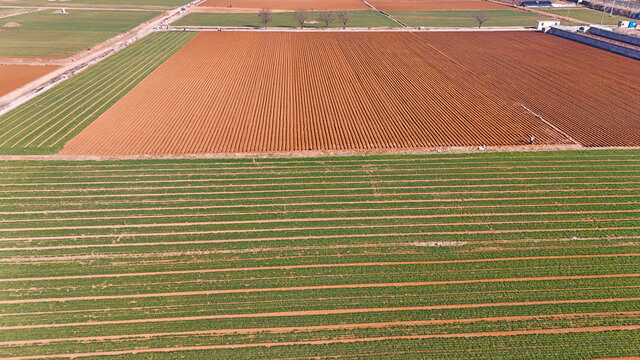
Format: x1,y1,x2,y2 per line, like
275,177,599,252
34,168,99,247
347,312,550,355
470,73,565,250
536,20,560,31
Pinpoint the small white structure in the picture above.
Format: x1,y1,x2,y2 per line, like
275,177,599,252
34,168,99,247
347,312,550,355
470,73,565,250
536,20,560,31
619,20,630,27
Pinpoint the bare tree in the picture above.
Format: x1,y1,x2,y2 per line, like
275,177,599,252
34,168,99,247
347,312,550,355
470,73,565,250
258,8,273,28
474,10,489,28
294,9,309,28
336,10,351,29
318,9,335,28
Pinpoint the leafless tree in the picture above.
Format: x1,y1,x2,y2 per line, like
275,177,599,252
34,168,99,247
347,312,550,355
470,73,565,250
294,9,309,28
474,10,489,28
336,10,351,29
318,9,335,28
258,8,273,28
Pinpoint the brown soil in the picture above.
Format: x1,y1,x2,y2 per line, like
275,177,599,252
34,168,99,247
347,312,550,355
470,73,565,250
421,32,640,147
60,32,640,156
2,21,20,28
0,64,59,97
369,0,511,11
60,32,571,156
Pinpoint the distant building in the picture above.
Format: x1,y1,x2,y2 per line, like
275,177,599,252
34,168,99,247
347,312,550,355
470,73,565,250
521,1,554,7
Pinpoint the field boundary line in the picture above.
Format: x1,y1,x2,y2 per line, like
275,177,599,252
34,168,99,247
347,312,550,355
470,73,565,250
520,104,581,145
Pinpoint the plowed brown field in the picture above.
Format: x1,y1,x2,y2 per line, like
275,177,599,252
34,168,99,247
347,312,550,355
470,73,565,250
0,64,59,98
369,0,510,11
419,32,640,147
199,0,368,11
61,32,571,156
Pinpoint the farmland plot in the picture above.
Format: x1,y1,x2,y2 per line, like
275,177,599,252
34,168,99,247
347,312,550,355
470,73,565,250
60,31,571,156
0,64,59,97
0,9,162,58
0,150,640,358
420,31,640,147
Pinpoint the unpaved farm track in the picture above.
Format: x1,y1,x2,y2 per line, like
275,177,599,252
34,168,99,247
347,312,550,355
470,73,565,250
60,31,640,156
1,150,640,358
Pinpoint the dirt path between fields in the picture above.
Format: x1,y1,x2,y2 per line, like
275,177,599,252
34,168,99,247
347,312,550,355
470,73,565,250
3,311,637,346
0,7,38,20
2,274,637,304
3,325,640,359
3,254,637,282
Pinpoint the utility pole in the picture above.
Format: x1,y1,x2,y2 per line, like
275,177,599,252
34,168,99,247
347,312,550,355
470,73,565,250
609,0,617,16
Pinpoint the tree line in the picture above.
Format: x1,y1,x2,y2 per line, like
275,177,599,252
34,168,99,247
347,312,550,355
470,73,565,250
258,9,352,28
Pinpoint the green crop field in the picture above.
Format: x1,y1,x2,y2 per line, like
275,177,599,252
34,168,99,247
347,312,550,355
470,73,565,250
0,150,639,358
0,31,194,155
0,0,189,10
173,10,400,28
0,9,161,58
539,7,631,25
390,9,551,27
